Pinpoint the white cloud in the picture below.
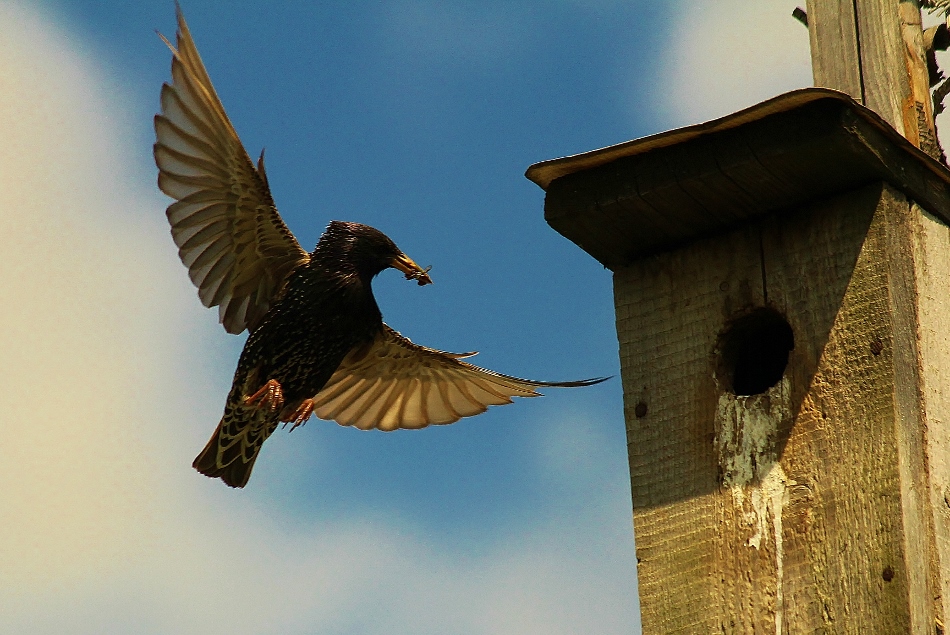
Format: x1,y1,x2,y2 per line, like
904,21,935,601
655,0,813,127
0,0,186,590
0,4,638,633
659,2,950,158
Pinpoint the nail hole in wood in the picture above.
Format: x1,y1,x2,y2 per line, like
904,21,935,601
718,308,794,396
870,337,884,356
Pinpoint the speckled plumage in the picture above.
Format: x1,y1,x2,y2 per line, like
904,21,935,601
156,6,606,489
193,222,400,487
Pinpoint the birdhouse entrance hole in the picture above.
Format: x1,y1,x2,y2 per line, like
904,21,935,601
717,308,794,396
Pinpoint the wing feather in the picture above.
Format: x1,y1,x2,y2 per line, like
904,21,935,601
187,235,232,273
338,378,384,428
199,253,238,306
309,325,608,430
178,218,229,252
466,377,514,405
358,379,401,431
154,116,222,162
221,294,252,333
154,6,309,334
168,200,230,232
154,143,231,180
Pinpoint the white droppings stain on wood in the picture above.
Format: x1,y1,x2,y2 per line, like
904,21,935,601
715,377,793,635
761,464,789,635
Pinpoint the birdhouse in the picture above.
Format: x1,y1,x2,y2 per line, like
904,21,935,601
526,88,950,633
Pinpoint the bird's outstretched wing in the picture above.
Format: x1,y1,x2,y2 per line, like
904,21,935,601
309,326,608,430
154,5,309,334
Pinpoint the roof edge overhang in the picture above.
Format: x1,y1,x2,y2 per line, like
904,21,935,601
526,88,950,269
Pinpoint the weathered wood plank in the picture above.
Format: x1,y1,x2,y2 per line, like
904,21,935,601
614,219,765,632
854,0,910,133
805,0,863,99
806,0,939,157
721,185,908,633
764,183,913,633
632,153,719,234
896,1,940,158
616,182,949,632
660,139,761,224
881,187,940,635
910,204,950,629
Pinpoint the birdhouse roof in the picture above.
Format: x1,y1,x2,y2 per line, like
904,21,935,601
526,88,950,269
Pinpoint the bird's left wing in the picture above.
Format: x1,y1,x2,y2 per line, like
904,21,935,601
309,325,607,431
154,6,310,334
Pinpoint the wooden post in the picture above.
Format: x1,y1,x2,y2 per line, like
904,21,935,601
527,7,950,625
806,0,941,158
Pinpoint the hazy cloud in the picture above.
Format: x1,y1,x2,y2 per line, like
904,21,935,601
656,0,812,127
0,4,637,633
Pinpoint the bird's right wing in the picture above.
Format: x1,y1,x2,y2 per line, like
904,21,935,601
309,326,607,431
154,6,309,334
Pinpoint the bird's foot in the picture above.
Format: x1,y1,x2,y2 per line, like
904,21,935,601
283,399,315,431
244,379,285,413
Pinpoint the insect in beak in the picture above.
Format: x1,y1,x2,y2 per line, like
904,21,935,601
391,253,433,285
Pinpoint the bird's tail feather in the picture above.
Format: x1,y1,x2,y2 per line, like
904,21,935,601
193,394,279,488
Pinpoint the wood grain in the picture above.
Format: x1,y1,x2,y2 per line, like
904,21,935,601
896,2,941,159
765,183,912,633
805,0,863,99
614,182,950,632
910,201,950,629
805,0,940,158
614,219,765,632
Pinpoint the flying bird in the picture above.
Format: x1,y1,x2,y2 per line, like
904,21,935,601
154,6,606,488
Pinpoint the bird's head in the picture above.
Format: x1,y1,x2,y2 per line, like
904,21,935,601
322,221,432,285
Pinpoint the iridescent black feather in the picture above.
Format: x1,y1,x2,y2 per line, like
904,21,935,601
193,222,402,487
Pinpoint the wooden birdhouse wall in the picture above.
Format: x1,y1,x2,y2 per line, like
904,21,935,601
616,181,950,632
527,90,950,633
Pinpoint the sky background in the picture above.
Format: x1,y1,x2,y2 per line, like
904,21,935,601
0,1,817,633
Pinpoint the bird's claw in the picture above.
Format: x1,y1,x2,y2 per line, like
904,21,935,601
282,398,315,431
245,379,285,413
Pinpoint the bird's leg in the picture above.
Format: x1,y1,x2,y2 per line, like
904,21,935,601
283,399,315,432
244,378,285,413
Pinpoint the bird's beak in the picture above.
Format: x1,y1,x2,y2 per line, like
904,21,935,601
391,253,432,286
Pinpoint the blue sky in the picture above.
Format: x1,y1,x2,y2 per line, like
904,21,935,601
0,1,813,633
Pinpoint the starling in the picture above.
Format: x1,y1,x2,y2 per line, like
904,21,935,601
154,6,606,488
